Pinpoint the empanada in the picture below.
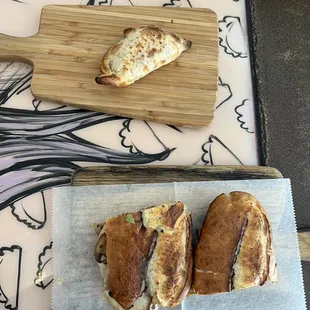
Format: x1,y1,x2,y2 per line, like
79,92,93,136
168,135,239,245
95,26,192,87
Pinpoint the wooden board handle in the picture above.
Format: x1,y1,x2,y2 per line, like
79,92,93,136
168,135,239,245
0,33,36,63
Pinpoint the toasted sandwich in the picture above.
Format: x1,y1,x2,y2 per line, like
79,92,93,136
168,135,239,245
94,201,192,309
192,191,277,295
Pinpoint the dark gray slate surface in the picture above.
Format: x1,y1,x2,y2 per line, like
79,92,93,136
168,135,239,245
247,0,310,230
248,0,310,306
302,260,310,308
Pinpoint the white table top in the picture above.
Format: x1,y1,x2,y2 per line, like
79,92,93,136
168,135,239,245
0,0,257,309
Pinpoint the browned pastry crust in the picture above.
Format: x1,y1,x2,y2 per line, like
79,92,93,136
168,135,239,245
105,211,157,309
95,26,192,87
192,191,277,295
140,201,192,308
95,201,192,310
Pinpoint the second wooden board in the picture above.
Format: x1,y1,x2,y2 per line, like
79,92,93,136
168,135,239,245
0,5,218,127
72,165,283,185
71,165,309,262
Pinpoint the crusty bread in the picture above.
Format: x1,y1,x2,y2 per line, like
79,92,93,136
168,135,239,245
95,26,192,87
94,201,192,310
192,191,277,295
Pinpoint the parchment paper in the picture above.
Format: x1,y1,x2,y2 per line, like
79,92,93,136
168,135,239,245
52,179,306,310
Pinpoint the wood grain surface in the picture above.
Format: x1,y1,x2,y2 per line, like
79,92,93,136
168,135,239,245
0,5,218,127
71,165,283,186
298,231,310,262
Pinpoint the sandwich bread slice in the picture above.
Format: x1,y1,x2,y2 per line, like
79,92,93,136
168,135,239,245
94,201,192,310
192,191,277,295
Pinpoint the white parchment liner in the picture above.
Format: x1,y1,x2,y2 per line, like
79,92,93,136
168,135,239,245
52,179,306,310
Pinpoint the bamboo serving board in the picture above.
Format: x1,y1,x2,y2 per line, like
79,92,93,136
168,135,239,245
0,5,218,127
71,165,308,261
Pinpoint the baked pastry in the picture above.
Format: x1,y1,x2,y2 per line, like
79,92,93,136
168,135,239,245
192,191,277,295
95,26,192,87
94,201,192,309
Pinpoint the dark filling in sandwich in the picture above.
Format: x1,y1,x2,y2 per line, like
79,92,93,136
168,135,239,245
95,232,107,264
164,203,184,228
228,217,248,291
259,216,271,286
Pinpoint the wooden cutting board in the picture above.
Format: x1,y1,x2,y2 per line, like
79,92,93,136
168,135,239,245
71,165,283,185
0,5,218,127
71,165,309,261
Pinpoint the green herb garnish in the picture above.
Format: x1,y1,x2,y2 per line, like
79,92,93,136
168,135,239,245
125,214,135,224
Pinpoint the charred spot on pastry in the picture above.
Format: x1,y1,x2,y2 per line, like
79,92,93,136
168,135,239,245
171,33,181,43
123,27,135,37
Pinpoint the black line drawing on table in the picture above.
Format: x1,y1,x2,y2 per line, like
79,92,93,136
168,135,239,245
0,245,22,310
0,62,175,213
216,77,233,109
235,99,255,133
201,135,243,165
0,63,71,112
34,242,53,290
32,99,41,111
31,98,70,112
119,119,177,156
0,108,174,211
86,0,133,5
218,16,247,58
87,0,110,5
167,125,183,133
119,119,139,154
163,0,192,7
0,62,32,106
11,0,26,4
10,191,47,230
